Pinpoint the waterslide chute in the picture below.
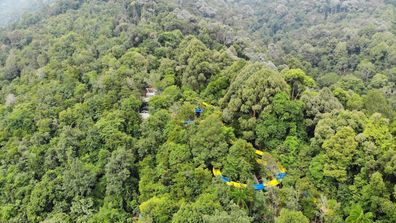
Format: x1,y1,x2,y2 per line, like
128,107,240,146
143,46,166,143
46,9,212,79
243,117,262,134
213,150,286,191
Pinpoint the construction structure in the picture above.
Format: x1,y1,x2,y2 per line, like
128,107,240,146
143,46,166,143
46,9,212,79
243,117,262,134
140,87,157,119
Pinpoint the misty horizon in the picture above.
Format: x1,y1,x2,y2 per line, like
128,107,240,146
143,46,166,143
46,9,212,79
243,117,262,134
0,0,53,27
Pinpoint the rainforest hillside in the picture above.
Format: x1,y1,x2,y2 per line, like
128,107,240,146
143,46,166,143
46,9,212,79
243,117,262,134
0,0,395,222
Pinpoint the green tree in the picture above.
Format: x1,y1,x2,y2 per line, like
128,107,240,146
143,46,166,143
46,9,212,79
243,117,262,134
3,50,20,81
363,90,393,119
104,147,136,210
120,49,148,72
222,139,256,182
202,204,253,223
189,113,231,165
27,171,63,223
255,92,305,148
302,88,343,130
359,172,396,221
322,127,357,182
275,208,309,223
221,62,289,140
282,68,315,100
138,157,167,203
317,196,343,223
335,75,367,95
63,159,96,199
171,193,222,223
317,72,339,87
345,205,373,223
139,195,177,223
369,73,389,89
357,59,376,83
137,110,171,158
95,110,134,149
177,37,219,91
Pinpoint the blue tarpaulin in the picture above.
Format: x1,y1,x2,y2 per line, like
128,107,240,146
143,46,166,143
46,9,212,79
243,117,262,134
221,176,231,182
253,184,266,190
276,172,286,180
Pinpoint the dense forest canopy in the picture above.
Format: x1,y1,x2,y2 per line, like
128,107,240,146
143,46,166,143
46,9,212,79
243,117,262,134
0,0,395,222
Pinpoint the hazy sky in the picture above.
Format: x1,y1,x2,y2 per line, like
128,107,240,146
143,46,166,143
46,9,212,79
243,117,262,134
0,0,54,26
